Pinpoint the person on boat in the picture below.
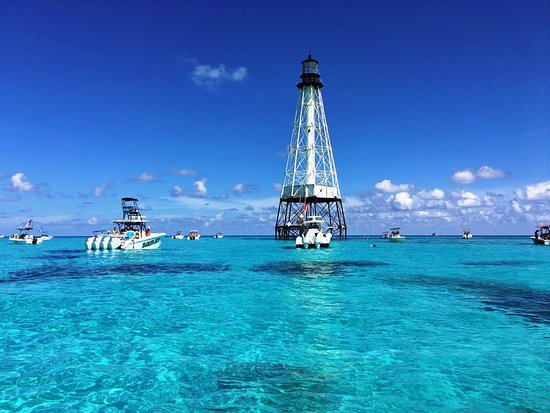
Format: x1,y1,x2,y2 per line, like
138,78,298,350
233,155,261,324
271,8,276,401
113,227,118,234
146,226,151,236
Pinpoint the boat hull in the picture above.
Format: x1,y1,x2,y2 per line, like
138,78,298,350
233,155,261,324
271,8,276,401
389,236,405,242
119,233,165,250
531,237,550,246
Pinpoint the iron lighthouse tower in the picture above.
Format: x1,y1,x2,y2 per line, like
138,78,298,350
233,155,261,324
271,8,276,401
275,55,347,240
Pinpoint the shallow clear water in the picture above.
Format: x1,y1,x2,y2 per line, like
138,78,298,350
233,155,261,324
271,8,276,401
0,236,549,412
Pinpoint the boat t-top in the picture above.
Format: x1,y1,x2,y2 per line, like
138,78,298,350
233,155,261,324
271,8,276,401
85,198,165,250
9,219,43,244
531,224,550,245
388,227,405,242
295,216,332,249
462,229,473,239
188,230,200,240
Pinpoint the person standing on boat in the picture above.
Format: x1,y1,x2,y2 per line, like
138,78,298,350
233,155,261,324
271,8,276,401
146,226,151,236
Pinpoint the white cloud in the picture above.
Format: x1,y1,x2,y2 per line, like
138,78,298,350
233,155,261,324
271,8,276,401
9,172,33,192
417,188,445,200
477,166,505,179
92,183,111,198
191,63,248,88
231,183,259,193
204,212,225,227
194,179,208,197
391,191,414,210
171,185,184,197
451,166,505,184
374,179,414,193
455,190,481,207
88,217,99,225
174,169,197,176
133,172,156,183
273,183,282,192
451,169,476,184
524,180,550,200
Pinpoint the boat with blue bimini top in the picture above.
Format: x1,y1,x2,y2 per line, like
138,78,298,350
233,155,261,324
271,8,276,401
295,216,332,249
531,224,550,245
85,198,165,250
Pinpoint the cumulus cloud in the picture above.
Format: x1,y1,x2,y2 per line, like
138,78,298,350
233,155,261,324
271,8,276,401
191,63,247,88
132,172,157,183
455,190,481,207
451,166,505,184
231,183,259,193
171,185,185,197
417,188,445,200
8,172,33,192
88,217,99,225
273,183,282,192
204,212,225,227
194,179,208,197
374,179,414,193
390,191,415,210
92,183,112,198
516,180,550,200
451,169,476,184
173,168,197,176
477,166,505,179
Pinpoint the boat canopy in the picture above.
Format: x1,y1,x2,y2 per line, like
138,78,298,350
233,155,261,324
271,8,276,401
121,197,139,202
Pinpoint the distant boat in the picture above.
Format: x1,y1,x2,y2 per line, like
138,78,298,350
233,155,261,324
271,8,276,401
214,233,224,239
172,231,185,240
9,219,43,244
432,233,437,237
188,230,200,240
388,227,405,242
462,229,473,239
296,216,332,249
531,224,550,245
381,232,389,239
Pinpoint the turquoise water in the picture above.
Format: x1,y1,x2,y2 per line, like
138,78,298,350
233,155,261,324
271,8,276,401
0,236,549,412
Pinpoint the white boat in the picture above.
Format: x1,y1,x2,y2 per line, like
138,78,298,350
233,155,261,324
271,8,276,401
295,216,332,249
172,231,185,240
85,198,165,250
9,219,43,244
214,233,224,239
388,227,406,242
462,229,473,239
188,230,200,240
531,225,550,245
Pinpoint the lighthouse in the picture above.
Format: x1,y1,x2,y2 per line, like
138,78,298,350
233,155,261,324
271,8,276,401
275,55,347,240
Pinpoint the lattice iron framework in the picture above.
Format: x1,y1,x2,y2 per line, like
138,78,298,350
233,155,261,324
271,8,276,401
275,55,346,240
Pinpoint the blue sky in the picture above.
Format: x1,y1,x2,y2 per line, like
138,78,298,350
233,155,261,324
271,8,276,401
1,0,549,235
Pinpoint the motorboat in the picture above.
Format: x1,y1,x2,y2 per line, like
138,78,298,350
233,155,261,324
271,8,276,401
171,231,185,240
295,216,332,249
188,230,200,240
381,232,389,239
462,229,473,239
9,219,43,244
531,224,550,245
214,233,224,239
388,227,406,242
85,198,165,250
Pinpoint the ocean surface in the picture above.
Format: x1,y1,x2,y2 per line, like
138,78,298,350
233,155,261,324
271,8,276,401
0,235,549,412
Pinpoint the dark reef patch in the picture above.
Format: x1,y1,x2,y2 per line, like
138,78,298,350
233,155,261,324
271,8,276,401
3,263,231,284
463,260,542,267
384,274,550,325
252,260,390,277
